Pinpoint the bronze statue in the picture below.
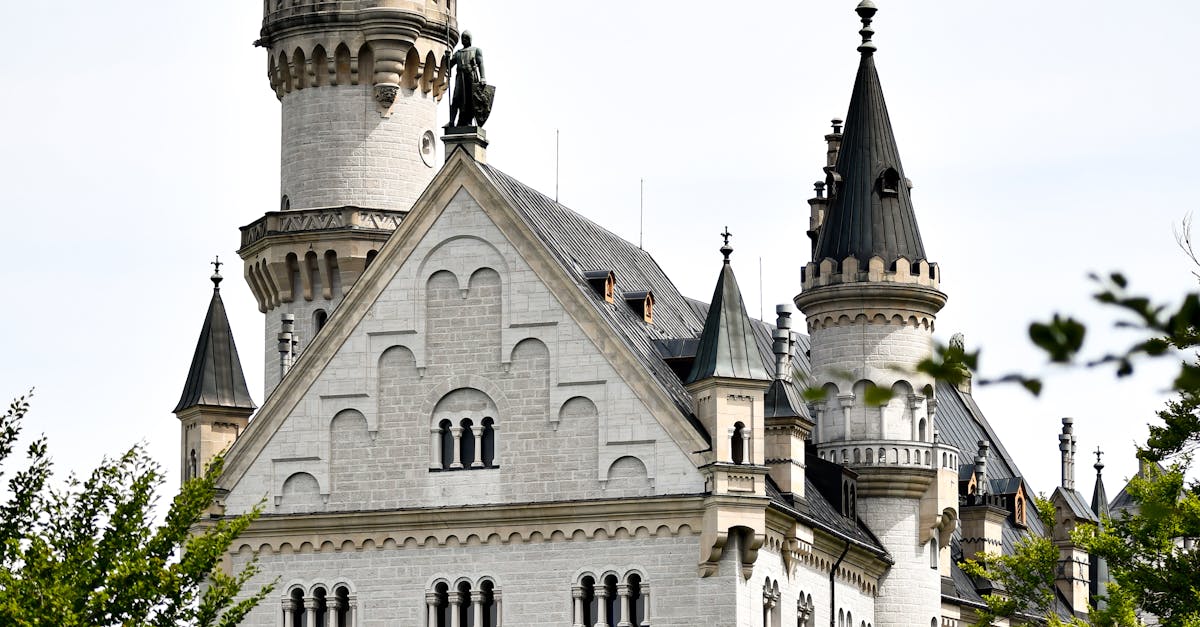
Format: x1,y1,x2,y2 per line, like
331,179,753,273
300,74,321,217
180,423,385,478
444,30,495,128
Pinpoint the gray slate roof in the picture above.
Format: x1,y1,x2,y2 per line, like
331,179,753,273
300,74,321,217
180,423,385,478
814,49,927,265
174,282,256,413
685,258,770,384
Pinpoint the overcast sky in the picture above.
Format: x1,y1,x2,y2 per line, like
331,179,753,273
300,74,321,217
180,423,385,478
2,1,1197,502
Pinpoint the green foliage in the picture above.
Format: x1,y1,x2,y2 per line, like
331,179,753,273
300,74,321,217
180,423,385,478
0,393,273,626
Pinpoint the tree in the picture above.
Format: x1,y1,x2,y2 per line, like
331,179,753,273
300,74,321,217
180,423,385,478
0,392,274,626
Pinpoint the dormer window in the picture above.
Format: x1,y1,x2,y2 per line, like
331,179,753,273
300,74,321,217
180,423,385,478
583,270,616,303
1013,485,1028,527
879,167,901,197
623,290,654,324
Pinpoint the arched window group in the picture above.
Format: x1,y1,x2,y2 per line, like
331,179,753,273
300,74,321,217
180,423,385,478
426,578,499,627
762,578,781,627
434,416,497,470
572,571,648,626
835,609,872,627
282,583,355,627
796,591,815,627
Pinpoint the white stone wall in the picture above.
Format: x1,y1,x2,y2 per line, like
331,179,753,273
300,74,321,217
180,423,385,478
808,320,933,391
232,532,741,627
226,189,705,515
860,498,940,627
280,85,439,211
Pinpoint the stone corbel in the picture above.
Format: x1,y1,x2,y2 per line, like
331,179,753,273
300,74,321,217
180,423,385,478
739,529,764,580
698,527,729,577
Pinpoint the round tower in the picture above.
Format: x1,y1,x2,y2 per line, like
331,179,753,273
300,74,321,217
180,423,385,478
794,4,959,625
239,0,457,396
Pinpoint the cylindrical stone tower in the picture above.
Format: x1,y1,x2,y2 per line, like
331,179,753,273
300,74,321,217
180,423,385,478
239,0,456,396
794,3,959,625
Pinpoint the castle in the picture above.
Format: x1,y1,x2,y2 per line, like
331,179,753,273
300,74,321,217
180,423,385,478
174,2,1115,625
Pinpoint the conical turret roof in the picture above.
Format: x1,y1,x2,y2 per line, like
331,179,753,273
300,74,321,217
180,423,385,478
685,237,769,384
815,3,927,265
174,267,255,413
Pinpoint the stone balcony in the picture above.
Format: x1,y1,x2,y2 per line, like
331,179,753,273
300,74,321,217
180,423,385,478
815,439,960,473
239,206,407,253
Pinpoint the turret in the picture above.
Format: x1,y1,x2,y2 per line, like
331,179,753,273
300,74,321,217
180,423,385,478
1049,419,1097,618
1090,447,1111,611
793,4,957,624
763,306,812,499
175,260,256,485
240,0,457,396
687,230,772,580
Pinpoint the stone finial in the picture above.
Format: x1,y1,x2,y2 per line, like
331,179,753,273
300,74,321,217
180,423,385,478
210,256,223,289
831,119,844,135
856,1,878,54
720,226,733,263
1094,446,1104,474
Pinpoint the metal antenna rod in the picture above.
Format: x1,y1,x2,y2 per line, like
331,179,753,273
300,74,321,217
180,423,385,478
639,178,644,249
555,129,560,202
759,256,764,321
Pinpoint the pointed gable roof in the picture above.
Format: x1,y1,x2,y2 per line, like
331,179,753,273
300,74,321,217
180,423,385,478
814,2,927,266
174,271,255,413
685,242,769,384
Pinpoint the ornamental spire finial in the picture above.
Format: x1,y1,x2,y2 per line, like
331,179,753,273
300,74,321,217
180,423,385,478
211,256,224,290
856,1,878,55
1095,446,1105,473
720,227,733,263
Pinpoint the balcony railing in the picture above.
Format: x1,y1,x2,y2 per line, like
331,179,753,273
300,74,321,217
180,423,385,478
815,440,959,472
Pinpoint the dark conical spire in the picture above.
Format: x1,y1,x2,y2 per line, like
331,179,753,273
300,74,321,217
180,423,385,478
686,231,769,384
1090,447,1111,609
814,2,928,266
174,259,256,413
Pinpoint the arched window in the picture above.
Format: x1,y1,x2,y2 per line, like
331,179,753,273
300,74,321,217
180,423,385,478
879,167,901,196
365,249,379,269
628,573,645,626
481,417,496,468
313,587,327,627
762,578,780,627
731,421,746,464
838,609,845,627
459,418,476,468
288,588,304,627
334,585,351,627
480,579,497,627
188,449,198,480
313,309,328,333
455,581,472,627
281,194,291,210
604,575,619,627
439,419,454,470
918,418,927,442
432,581,450,627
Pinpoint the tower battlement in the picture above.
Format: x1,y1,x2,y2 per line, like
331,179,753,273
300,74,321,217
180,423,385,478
801,255,940,291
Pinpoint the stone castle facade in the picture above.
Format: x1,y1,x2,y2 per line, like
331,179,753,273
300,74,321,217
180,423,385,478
173,2,1113,625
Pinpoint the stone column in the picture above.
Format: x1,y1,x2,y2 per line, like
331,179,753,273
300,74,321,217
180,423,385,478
639,583,651,627
471,589,485,627
449,592,462,627
282,598,295,627
426,592,440,627
741,428,752,465
328,597,343,627
593,587,609,627
838,393,855,441
430,426,443,469
617,583,632,627
304,598,318,627
908,394,924,441
450,426,464,469
471,425,485,468
571,586,586,627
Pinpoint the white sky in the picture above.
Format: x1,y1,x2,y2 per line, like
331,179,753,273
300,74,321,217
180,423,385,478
2,1,1197,503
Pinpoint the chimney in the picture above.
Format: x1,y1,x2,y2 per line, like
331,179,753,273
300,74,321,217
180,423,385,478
825,118,844,167
773,305,793,380
974,439,990,496
1059,417,1075,490
279,313,295,380
807,182,828,258
960,440,1007,579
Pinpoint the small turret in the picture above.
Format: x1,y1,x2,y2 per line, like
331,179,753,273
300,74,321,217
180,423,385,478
1090,447,1111,611
763,306,812,499
688,229,772,579
1049,419,1097,618
242,0,458,398
175,259,256,485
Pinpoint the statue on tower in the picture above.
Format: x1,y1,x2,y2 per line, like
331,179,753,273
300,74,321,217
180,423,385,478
444,30,495,128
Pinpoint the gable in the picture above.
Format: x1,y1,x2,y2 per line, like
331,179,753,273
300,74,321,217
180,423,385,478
220,156,710,514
